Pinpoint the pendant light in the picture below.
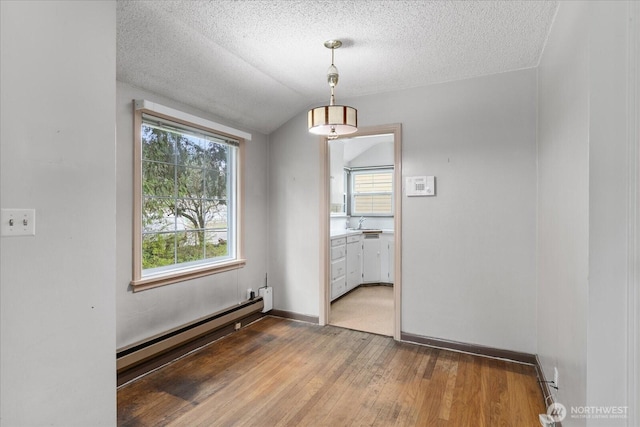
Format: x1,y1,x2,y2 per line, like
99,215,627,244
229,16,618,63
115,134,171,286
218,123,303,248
307,40,358,140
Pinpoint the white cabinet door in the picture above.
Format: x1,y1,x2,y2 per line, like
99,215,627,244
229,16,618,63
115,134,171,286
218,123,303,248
331,258,346,281
388,238,395,283
362,236,381,283
331,277,346,300
346,240,362,290
380,234,394,283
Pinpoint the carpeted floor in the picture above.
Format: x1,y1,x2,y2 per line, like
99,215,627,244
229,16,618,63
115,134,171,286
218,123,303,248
329,285,394,336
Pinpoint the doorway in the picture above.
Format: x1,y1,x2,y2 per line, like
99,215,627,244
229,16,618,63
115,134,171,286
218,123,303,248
319,124,402,340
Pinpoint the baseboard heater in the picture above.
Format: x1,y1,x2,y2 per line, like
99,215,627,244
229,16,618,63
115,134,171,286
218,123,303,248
117,297,264,373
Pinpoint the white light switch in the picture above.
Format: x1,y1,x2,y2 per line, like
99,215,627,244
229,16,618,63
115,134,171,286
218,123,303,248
1,209,36,237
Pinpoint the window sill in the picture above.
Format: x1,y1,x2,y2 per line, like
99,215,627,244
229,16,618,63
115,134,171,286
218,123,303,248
131,259,246,292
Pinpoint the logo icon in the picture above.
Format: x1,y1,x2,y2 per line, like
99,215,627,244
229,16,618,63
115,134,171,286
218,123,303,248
547,402,567,422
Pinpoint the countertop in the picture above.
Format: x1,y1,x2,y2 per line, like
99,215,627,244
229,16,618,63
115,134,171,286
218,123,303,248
330,229,394,238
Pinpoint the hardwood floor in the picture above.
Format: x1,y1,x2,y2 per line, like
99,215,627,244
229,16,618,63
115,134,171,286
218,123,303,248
118,316,546,426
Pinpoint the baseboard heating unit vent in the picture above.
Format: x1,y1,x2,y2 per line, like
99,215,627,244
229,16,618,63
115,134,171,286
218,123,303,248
117,298,264,375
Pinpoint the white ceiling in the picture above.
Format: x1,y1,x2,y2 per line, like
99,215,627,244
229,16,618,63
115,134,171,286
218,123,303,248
341,134,393,163
117,1,558,135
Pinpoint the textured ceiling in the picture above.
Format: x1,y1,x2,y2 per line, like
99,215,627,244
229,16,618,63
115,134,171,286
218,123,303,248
117,0,558,135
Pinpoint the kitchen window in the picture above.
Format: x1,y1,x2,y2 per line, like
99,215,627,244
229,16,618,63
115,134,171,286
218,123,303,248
350,169,394,215
131,103,245,291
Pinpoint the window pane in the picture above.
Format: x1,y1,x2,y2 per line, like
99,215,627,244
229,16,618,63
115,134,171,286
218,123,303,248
354,194,393,214
204,230,228,258
177,165,205,198
143,197,175,233
175,198,205,231
176,135,207,167
204,167,227,199
141,124,175,163
202,140,229,167
142,233,175,270
351,170,393,215
138,113,240,280
143,160,175,197
202,199,227,228
176,231,205,264
354,172,393,193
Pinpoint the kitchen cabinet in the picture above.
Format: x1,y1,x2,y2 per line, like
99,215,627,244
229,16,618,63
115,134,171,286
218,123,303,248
331,231,392,300
346,234,362,291
330,236,347,300
380,233,394,283
362,234,380,283
363,232,394,284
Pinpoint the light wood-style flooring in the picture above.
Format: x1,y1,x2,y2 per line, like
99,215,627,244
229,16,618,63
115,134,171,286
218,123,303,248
118,316,545,426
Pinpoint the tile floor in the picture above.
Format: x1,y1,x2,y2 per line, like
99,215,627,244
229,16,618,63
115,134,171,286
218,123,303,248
329,285,394,336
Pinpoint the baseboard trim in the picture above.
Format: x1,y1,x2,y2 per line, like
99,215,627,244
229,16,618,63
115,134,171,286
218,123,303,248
534,355,558,421
269,309,319,324
400,332,537,365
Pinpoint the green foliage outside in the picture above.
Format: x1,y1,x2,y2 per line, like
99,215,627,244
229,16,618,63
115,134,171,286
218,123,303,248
141,122,233,270
142,233,228,270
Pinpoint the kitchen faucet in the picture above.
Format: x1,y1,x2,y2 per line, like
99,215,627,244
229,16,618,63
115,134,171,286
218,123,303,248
357,216,366,230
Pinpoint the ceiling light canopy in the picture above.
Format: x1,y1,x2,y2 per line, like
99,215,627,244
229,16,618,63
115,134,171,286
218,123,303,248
308,40,358,140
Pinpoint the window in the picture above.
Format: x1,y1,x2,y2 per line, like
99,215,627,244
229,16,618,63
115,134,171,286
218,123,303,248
350,169,394,215
131,104,245,291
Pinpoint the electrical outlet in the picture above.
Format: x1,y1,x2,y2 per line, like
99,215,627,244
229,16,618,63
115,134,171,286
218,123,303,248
554,367,559,388
235,322,241,330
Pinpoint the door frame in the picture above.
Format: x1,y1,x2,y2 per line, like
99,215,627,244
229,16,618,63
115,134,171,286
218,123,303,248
319,124,402,340
628,2,639,424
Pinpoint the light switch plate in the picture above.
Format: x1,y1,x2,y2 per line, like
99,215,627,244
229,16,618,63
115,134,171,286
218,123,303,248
1,209,36,236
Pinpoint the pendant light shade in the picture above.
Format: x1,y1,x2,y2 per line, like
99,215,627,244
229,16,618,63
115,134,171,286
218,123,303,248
307,40,358,140
308,105,358,138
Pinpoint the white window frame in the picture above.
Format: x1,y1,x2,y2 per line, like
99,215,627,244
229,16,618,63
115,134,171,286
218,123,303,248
131,101,247,291
350,167,394,216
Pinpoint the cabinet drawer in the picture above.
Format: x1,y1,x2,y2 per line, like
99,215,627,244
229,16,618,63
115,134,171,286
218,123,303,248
331,237,346,247
331,258,346,280
331,245,346,260
347,234,361,244
331,277,346,300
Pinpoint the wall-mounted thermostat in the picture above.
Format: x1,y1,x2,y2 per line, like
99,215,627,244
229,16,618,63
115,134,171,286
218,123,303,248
406,176,436,197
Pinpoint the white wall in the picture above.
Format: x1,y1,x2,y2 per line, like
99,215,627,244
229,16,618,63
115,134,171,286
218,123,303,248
116,82,269,348
0,1,116,425
347,141,394,168
586,2,630,423
537,1,633,425
270,68,538,353
268,116,322,317
537,1,590,419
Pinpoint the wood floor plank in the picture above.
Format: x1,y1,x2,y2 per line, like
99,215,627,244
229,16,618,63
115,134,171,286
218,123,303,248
167,321,339,426
366,343,423,426
415,349,454,426
438,351,459,421
239,327,357,426
289,331,375,426
118,317,546,427
317,334,391,426
391,346,434,426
